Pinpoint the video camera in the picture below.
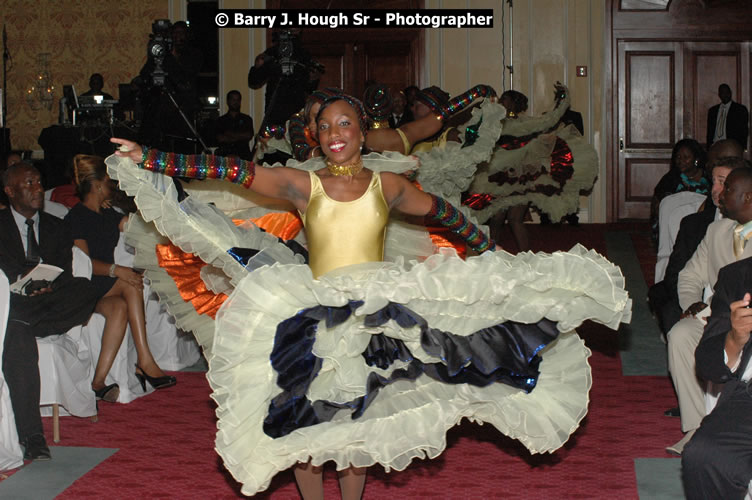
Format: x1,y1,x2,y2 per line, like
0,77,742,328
147,19,172,86
271,29,325,77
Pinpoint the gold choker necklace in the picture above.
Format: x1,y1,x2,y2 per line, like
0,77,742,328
326,158,364,176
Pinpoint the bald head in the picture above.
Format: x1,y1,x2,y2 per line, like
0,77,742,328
708,139,743,164
719,84,732,104
3,162,44,218
720,167,752,223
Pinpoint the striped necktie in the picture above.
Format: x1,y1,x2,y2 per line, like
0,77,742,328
717,106,727,138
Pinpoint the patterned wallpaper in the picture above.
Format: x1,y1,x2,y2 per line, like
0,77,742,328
1,1,168,151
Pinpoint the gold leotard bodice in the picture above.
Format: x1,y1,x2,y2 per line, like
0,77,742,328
300,171,389,278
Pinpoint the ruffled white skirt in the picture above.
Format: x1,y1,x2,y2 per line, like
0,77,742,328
106,154,631,497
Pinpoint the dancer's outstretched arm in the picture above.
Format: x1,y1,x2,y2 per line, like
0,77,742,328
367,85,497,155
110,138,311,211
381,171,496,253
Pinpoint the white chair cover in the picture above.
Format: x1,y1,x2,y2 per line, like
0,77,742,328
42,200,69,219
0,271,23,471
37,247,97,418
655,192,707,282
75,235,199,403
112,234,200,372
69,244,152,404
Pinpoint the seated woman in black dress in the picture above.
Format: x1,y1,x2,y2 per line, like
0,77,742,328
64,154,175,400
650,138,709,246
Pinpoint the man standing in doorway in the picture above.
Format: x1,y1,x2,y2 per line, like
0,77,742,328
707,83,749,150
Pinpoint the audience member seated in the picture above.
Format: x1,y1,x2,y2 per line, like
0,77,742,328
654,191,708,283
0,152,23,210
649,149,746,338
682,256,752,499
215,90,254,161
0,162,102,461
50,161,80,209
707,138,744,165
2,151,22,171
64,154,176,396
650,138,708,247
666,166,752,455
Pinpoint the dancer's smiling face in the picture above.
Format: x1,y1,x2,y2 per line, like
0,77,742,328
317,100,364,165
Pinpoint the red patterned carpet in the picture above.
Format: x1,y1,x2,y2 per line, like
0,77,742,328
12,222,679,499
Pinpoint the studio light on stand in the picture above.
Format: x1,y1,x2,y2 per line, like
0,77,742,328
26,53,55,110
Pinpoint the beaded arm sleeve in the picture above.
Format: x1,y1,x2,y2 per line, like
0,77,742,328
425,193,496,253
288,113,313,161
441,84,497,120
140,147,255,188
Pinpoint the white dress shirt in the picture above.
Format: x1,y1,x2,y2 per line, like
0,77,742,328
714,101,732,143
10,206,39,256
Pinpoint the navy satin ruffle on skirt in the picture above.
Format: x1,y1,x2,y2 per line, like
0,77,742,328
264,301,559,439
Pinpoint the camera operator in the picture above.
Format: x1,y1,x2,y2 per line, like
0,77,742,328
137,20,204,153
248,29,322,132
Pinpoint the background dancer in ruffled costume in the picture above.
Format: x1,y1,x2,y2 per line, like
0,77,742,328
488,90,533,251
463,83,599,253
108,92,630,498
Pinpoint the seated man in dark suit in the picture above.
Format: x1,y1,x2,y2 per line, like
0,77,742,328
0,162,100,460
682,256,752,499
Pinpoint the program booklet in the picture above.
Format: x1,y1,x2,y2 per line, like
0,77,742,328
10,263,64,295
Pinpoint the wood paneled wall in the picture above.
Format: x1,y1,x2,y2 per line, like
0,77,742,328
608,0,752,220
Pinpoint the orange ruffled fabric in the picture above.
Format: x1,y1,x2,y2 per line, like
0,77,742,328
427,227,467,259
156,212,304,319
155,204,466,318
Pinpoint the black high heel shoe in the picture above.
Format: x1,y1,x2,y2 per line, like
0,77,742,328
93,383,120,403
135,365,177,392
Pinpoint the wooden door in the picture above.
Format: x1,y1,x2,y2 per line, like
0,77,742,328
685,42,748,150
617,41,683,219
300,31,421,99
272,0,422,99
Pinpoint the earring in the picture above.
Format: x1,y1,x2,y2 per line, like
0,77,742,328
694,160,699,167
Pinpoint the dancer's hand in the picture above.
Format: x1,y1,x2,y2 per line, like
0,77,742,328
111,138,143,163
553,81,567,102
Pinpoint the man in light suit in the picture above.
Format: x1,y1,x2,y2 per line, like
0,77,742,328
0,162,99,460
650,154,747,337
707,84,749,150
682,257,752,499
666,166,752,454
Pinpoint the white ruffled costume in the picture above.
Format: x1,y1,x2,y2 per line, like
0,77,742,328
106,151,630,497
